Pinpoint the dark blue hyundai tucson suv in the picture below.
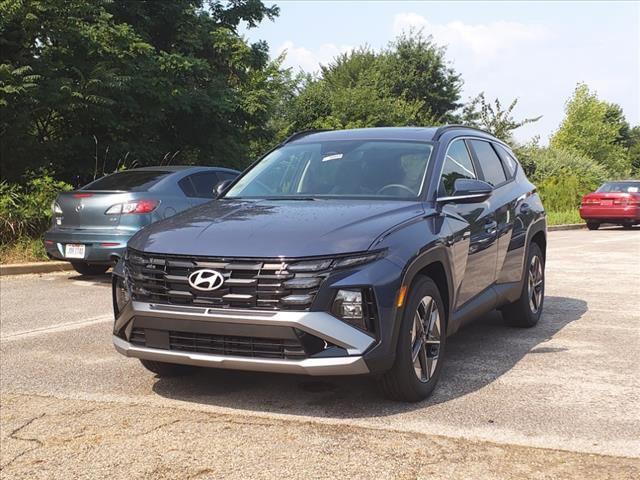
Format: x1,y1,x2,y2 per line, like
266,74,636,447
112,126,546,402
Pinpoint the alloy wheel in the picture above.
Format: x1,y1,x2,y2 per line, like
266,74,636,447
528,255,544,313
411,295,441,383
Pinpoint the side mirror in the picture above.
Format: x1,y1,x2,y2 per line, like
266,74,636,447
437,178,493,204
214,179,234,198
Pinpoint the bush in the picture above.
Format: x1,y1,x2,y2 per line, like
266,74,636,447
527,147,608,212
0,170,72,243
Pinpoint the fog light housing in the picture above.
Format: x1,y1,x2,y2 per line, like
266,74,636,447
112,276,130,317
332,289,365,329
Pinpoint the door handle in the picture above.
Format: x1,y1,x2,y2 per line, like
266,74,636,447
485,220,498,235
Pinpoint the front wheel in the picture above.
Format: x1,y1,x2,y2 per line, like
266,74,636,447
379,276,446,402
70,262,109,276
501,242,544,328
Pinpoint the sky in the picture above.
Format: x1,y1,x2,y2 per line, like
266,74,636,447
241,1,640,144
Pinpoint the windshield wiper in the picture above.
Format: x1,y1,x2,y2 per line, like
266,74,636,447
263,196,318,201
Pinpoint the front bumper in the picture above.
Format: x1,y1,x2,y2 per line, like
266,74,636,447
44,228,135,263
112,301,375,376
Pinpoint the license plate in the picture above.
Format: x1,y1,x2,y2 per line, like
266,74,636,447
65,244,85,259
601,200,613,206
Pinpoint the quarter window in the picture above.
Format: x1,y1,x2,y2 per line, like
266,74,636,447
470,140,507,186
440,140,476,196
495,144,518,179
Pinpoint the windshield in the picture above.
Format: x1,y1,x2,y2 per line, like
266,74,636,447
82,170,171,192
597,182,640,193
225,140,433,200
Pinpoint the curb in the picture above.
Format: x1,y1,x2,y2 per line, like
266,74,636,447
548,223,586,231
0,261,74,276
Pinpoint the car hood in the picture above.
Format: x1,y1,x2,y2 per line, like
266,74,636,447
128,199,425,258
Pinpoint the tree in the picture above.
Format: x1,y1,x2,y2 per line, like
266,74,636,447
0,0,285,183
462,93,541,143
550,84,631,176
278,32,463,136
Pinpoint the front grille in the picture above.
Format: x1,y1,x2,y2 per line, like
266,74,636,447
125,250,336,310
130,328,306,360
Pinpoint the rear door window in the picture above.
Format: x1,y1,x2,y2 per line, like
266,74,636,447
82,171,171,191
180,172,221,198
469,140,507,187
440,140,476,196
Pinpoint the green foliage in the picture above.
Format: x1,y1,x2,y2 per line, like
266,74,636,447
550,84,632,176
526,147,607,213
0,236,48,263
462,93,541,143
0,0,285,182
545,209,582,226
529,147,608,189
0,170,72,243
280,32,462,136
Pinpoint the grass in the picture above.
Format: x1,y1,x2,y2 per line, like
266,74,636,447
546,209,583,226
0,236,49,264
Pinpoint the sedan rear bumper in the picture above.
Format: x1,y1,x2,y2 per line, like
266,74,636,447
579,205,640,221
44,228,135,264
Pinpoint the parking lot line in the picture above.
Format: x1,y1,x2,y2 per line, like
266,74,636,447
0,315,112,342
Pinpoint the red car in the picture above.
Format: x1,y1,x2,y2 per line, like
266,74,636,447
580,180,640,230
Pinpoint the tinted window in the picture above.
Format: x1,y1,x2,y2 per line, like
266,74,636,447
470,140,507,186
178,177,196,197
181,172,220,198
226,141,433,199
218,171,238,182
440,140,476,196
495,144,518,178
82,170,171,192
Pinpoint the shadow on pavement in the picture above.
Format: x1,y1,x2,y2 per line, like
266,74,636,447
67,272,112,285
151,295,587,417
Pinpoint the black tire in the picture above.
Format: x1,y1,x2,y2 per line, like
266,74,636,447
622,222,633,230
139,359,196,377
70,262,109,276
586,221,600,230
379,276,446,402
501,242,545,328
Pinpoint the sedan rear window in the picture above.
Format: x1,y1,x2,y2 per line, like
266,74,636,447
597,182,640,193
82,171,171,192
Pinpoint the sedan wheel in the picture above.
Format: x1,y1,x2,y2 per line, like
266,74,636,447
411,296,442,383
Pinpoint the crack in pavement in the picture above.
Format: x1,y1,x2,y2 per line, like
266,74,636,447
1,413,46,470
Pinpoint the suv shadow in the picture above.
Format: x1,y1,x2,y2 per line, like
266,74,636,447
151,295,587,417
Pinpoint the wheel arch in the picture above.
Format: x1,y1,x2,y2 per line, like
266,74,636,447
398,246,455,336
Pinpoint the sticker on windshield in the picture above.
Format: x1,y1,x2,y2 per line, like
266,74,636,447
628,187,638,192
322,153,343,162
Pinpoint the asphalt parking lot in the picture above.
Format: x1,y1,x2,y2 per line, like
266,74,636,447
1,228,639,479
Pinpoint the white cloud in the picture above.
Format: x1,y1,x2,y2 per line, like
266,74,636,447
276,41,353,72
392,13,550,63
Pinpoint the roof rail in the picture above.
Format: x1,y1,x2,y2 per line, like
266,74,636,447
433,124,495,141
281,129,332,144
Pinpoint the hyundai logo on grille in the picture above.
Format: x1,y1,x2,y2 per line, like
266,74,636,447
188,269,225,291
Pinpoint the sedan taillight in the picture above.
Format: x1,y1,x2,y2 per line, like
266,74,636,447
51,200,62,215
105,200,159,215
